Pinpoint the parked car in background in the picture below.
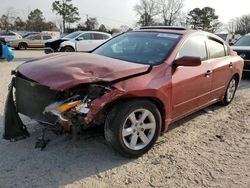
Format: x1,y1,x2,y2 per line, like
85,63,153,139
44,31,111,53
8,33,55,50
4,26,244,157
231,34,250,73
215,33,241,44
22,32,40,38
0,31,22,42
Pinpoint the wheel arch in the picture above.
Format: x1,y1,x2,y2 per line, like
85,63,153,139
18,42,28,48
60,45,75,52
103,97,166,133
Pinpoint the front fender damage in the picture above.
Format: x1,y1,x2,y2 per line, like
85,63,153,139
3,78,29,141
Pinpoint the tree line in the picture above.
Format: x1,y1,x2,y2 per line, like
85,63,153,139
0,0,249,35
0,0,129,34
134,0,250,35
0,8,58,32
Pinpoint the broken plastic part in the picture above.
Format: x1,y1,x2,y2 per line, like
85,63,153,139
3,78,30,141
55,100,81,112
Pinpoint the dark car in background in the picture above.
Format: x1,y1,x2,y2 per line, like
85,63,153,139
231,34,250,73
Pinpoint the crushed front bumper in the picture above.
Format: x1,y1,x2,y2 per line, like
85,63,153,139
3,76,59,141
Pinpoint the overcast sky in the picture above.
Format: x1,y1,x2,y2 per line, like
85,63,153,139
0,0,249,28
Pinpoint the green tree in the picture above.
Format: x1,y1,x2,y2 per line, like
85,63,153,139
0,14,12,30
52,0,80,33
14,17,26,31
43,21,59,31
186,7,219,32
85,17,98,30
26,9,45,31
98,24,107,32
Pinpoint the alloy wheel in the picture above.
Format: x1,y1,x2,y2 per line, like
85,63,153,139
122,109,156,150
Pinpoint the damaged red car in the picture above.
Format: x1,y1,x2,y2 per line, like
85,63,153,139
3,27,244,157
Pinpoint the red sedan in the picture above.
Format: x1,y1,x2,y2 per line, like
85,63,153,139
4,27,244,157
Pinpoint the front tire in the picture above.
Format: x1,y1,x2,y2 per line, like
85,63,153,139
60,46,75,52
104,100,162,158
222,76,238,105
18,43,27,50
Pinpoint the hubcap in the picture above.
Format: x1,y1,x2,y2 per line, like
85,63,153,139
122,109,156,150
226,79,236,102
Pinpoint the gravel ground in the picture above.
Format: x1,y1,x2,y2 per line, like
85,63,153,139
0,50,249,188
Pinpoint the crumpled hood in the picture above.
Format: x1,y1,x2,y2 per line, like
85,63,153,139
17,53,150,91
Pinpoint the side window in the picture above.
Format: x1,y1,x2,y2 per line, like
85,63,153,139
82,33,92,40
32,35,42,40
93,33,105,40
177,35,207,60
43,35,52,40
102,34,110,40
207,39,226,59
8,32,15,36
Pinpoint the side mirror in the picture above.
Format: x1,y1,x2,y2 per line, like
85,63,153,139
76,37,84,41
174,56,201,67
229,42,234,46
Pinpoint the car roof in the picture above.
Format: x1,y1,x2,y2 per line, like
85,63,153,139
74,31,111,35
134,27,226,43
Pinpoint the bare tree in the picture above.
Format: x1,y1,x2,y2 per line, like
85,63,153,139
159,0,184,26
134,0,159,26
227,15,250,35
227,19,237,33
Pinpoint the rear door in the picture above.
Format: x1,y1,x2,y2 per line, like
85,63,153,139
172,35,213,120
28,35,42,48
41,35,52,47
206,37,233,100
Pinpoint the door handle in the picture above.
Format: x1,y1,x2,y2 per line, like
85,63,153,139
229,62,233,68
205,70,212,77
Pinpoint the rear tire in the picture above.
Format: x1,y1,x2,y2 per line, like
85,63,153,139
104,100,162,158
222,76,238,105
60,46,75,52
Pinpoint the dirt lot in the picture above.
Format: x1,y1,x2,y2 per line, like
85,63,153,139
0,50,249,188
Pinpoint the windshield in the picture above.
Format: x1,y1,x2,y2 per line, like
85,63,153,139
93,31,181,65
234,35,250,46
64,32,82,39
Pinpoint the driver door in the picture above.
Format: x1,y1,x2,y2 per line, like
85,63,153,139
172,35,213,120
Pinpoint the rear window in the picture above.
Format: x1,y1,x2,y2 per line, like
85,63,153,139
43,35,52,40
93,33,105,40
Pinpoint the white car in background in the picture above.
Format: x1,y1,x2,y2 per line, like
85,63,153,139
45,31,111,53
0,31,22,42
